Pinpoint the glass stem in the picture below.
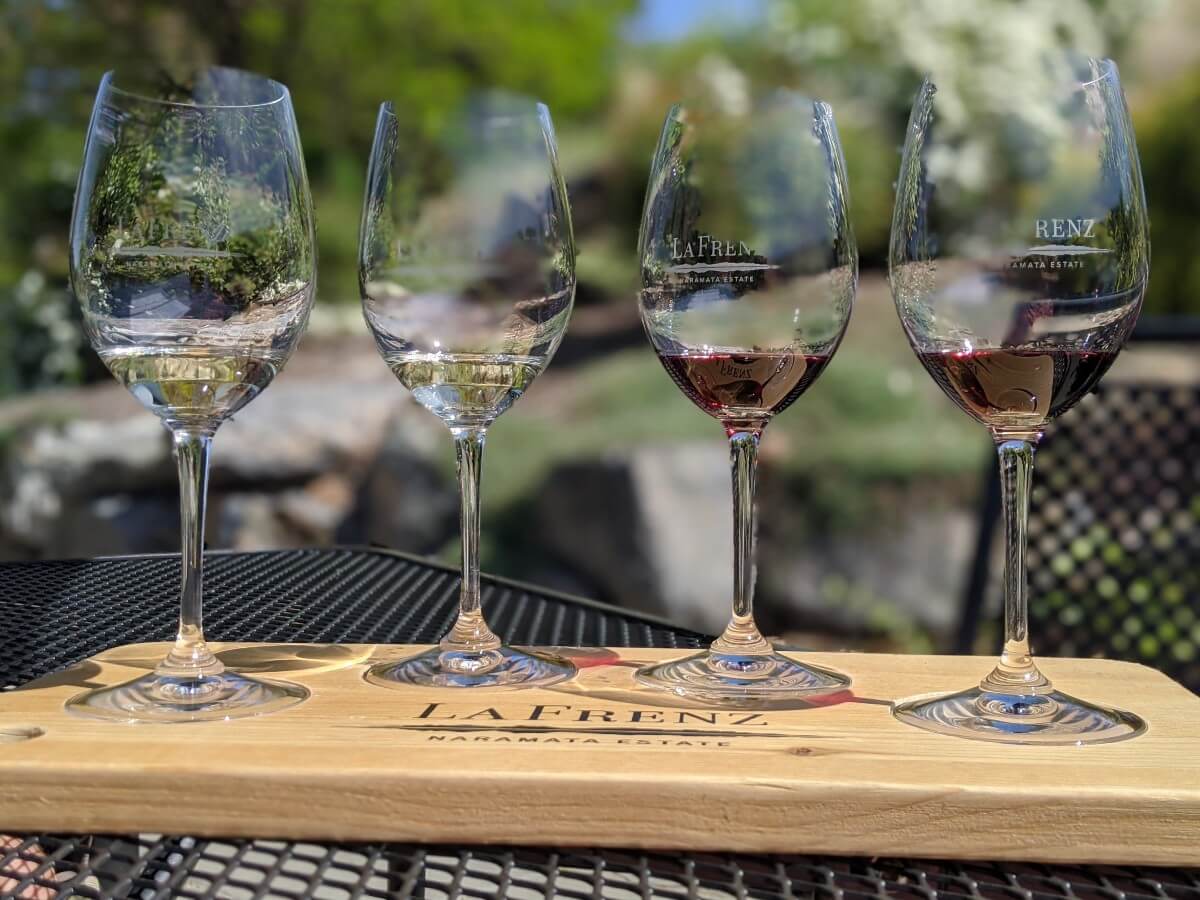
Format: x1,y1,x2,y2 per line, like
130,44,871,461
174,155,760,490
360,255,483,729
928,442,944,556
980,438,1052,696
711,429,771,657
156,429,224,679
442,427,500,653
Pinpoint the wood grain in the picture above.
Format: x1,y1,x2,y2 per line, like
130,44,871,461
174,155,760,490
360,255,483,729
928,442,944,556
0,643,1196,864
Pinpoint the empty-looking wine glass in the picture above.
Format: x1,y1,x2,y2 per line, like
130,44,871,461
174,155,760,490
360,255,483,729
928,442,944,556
359,95,576,688
889,56,1148,743
635,95,857,703
68,67,316,722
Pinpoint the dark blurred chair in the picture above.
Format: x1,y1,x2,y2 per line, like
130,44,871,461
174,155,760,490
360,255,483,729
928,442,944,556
956,318,1200,693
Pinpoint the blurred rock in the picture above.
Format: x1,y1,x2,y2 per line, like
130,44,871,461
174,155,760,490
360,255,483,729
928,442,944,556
531,448,968,640
0,416,171,555
214,377,397,486
762,503,972,638
278,473,357,541
0,338,455,559
219,493,304,551
533,444,733,634
40,493,179,560
335,411,457,553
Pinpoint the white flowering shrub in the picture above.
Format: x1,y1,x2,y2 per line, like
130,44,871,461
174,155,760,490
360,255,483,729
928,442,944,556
753,0,1167,260
0,271,84,394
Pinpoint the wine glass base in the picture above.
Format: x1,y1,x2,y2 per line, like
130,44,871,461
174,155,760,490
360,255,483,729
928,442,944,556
65,671,309,724
365,644,575,689
635,650,851,704
892,686,1146,745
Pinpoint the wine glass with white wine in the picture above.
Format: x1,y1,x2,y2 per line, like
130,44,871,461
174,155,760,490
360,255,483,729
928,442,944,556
359,94,576,688
68,67,316,722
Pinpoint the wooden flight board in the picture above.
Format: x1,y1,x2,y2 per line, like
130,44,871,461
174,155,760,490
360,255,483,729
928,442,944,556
0,643,1197,865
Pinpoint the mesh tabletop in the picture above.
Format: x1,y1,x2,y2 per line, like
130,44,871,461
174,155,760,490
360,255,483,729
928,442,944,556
1,547,1197,899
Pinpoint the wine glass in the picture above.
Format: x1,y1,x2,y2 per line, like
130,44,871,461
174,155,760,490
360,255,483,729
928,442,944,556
889,56,1149,743
359,95,576,689
67,67,316,722
635,95,857,703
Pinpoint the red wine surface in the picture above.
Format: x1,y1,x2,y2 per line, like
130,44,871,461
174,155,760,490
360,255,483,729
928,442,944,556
918,347,1119,433
658,351,831,425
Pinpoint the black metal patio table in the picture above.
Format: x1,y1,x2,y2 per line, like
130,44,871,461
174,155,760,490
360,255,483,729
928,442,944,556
1,547,1197,899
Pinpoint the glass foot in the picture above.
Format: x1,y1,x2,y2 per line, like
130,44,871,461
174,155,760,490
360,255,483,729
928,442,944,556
365,644,575,689
635,650,850,704
65,671,309,723
892,686,1146,745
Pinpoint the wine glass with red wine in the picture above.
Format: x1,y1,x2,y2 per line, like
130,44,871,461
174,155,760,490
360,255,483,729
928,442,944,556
889,56,1149,743
635,95,857,703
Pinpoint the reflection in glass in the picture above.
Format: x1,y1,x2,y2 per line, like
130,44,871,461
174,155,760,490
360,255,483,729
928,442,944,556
889,56,1148,743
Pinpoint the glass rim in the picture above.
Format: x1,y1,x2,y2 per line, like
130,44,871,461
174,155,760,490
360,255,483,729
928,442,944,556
376,95,552,123
100,65,291,110
918,55,1120,93
1080,56,1119,88
664,88,835,121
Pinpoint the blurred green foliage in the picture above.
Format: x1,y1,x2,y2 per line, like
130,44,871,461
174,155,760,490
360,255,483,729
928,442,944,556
0,0,635,392
1136,69,1200,316
0,0,1197,398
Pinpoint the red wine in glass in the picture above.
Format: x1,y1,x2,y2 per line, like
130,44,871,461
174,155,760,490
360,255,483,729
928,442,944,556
634,95,856,703
657,350,832,429
917,347,1119,434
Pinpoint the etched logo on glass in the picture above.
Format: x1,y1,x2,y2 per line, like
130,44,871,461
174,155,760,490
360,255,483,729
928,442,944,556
1007,218,1110,270
665,234,775,285
1035,218,1097,240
